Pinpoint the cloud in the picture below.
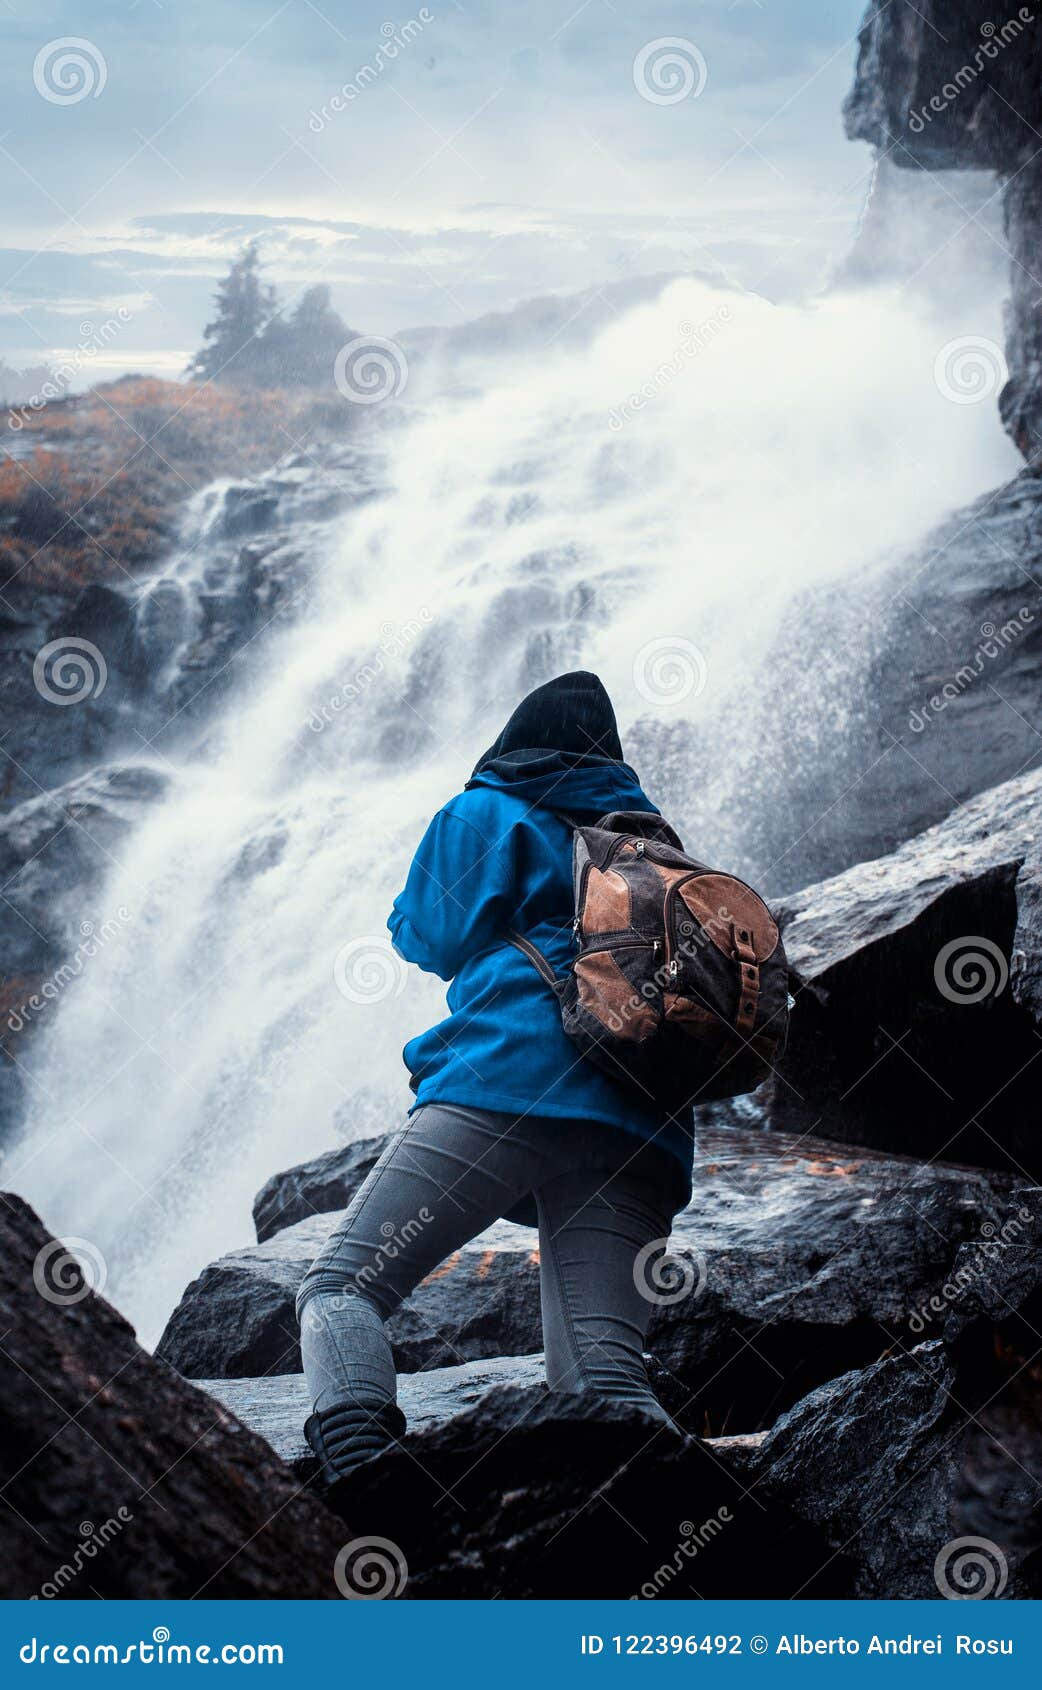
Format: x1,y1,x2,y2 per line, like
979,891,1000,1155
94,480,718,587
1,0,870,379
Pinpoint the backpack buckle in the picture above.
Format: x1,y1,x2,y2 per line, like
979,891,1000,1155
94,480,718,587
730,921,757,965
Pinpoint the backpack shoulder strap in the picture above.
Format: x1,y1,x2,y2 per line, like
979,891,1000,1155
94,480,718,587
506,928,568,997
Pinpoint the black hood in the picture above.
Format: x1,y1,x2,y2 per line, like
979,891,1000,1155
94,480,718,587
468,670,625,785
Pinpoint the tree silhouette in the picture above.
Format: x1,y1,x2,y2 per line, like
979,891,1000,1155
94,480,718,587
186,244,278,384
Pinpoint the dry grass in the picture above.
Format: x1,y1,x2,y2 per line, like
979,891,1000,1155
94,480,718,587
0,378,313,595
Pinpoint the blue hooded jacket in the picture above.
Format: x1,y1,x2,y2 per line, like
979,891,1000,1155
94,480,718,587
387,673,694,1209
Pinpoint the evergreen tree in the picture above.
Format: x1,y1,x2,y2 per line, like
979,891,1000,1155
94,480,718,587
279,285,354,387
248,283,356,388
186,244,277,383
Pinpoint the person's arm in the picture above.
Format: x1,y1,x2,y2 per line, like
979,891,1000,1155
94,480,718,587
387,808,515,981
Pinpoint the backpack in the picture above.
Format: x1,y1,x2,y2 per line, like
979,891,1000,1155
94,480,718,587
508,810,788,1106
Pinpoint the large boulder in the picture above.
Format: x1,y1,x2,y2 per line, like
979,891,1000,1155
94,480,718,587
0,1193,346,1599
317,1385,844,1600
157,1124,1015,1434
771,765,1042,1175
157,1213,542,1380
0,764,168,1135
196,1355,550,1476
290,1180,1042,1598
756,1176,1042,1599
753,1341,959,1599
253,1131,388,1242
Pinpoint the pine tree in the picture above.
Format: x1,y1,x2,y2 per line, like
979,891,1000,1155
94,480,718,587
186,244,278,384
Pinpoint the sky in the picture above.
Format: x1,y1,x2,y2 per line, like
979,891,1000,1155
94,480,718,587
1,0,872,382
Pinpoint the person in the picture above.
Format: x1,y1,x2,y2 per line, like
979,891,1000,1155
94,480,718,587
295,671,694,1497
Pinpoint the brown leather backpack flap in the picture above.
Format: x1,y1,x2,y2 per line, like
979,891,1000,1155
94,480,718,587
677,874,779,962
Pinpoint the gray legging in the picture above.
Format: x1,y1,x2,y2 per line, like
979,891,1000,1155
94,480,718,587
295,1103,681,1467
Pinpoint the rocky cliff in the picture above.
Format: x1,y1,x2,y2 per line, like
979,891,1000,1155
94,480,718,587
845,0,1042,462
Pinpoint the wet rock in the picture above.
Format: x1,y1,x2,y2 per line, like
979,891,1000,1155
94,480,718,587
771,766,1042,1176
219,483,281,538
195,1355,548,1476
844,1,1042,173
157,1124,1014,1426
156,1212,542,1381
0,764,168,1134
755,1230,1042,1601
324,1386,849,1599
0,1193,346,1599
942,1186,1042,1341
253,1131,389,1242
845,0,1042,465
0,763,167,971
752,1342,957,1599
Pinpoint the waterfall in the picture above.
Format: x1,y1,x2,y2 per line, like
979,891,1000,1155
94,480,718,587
13,274,1019,1343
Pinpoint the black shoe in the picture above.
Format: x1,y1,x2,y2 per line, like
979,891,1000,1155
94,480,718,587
305,1400,407,1496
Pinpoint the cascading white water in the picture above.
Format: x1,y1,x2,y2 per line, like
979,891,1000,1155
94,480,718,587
14,273,1019,1342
